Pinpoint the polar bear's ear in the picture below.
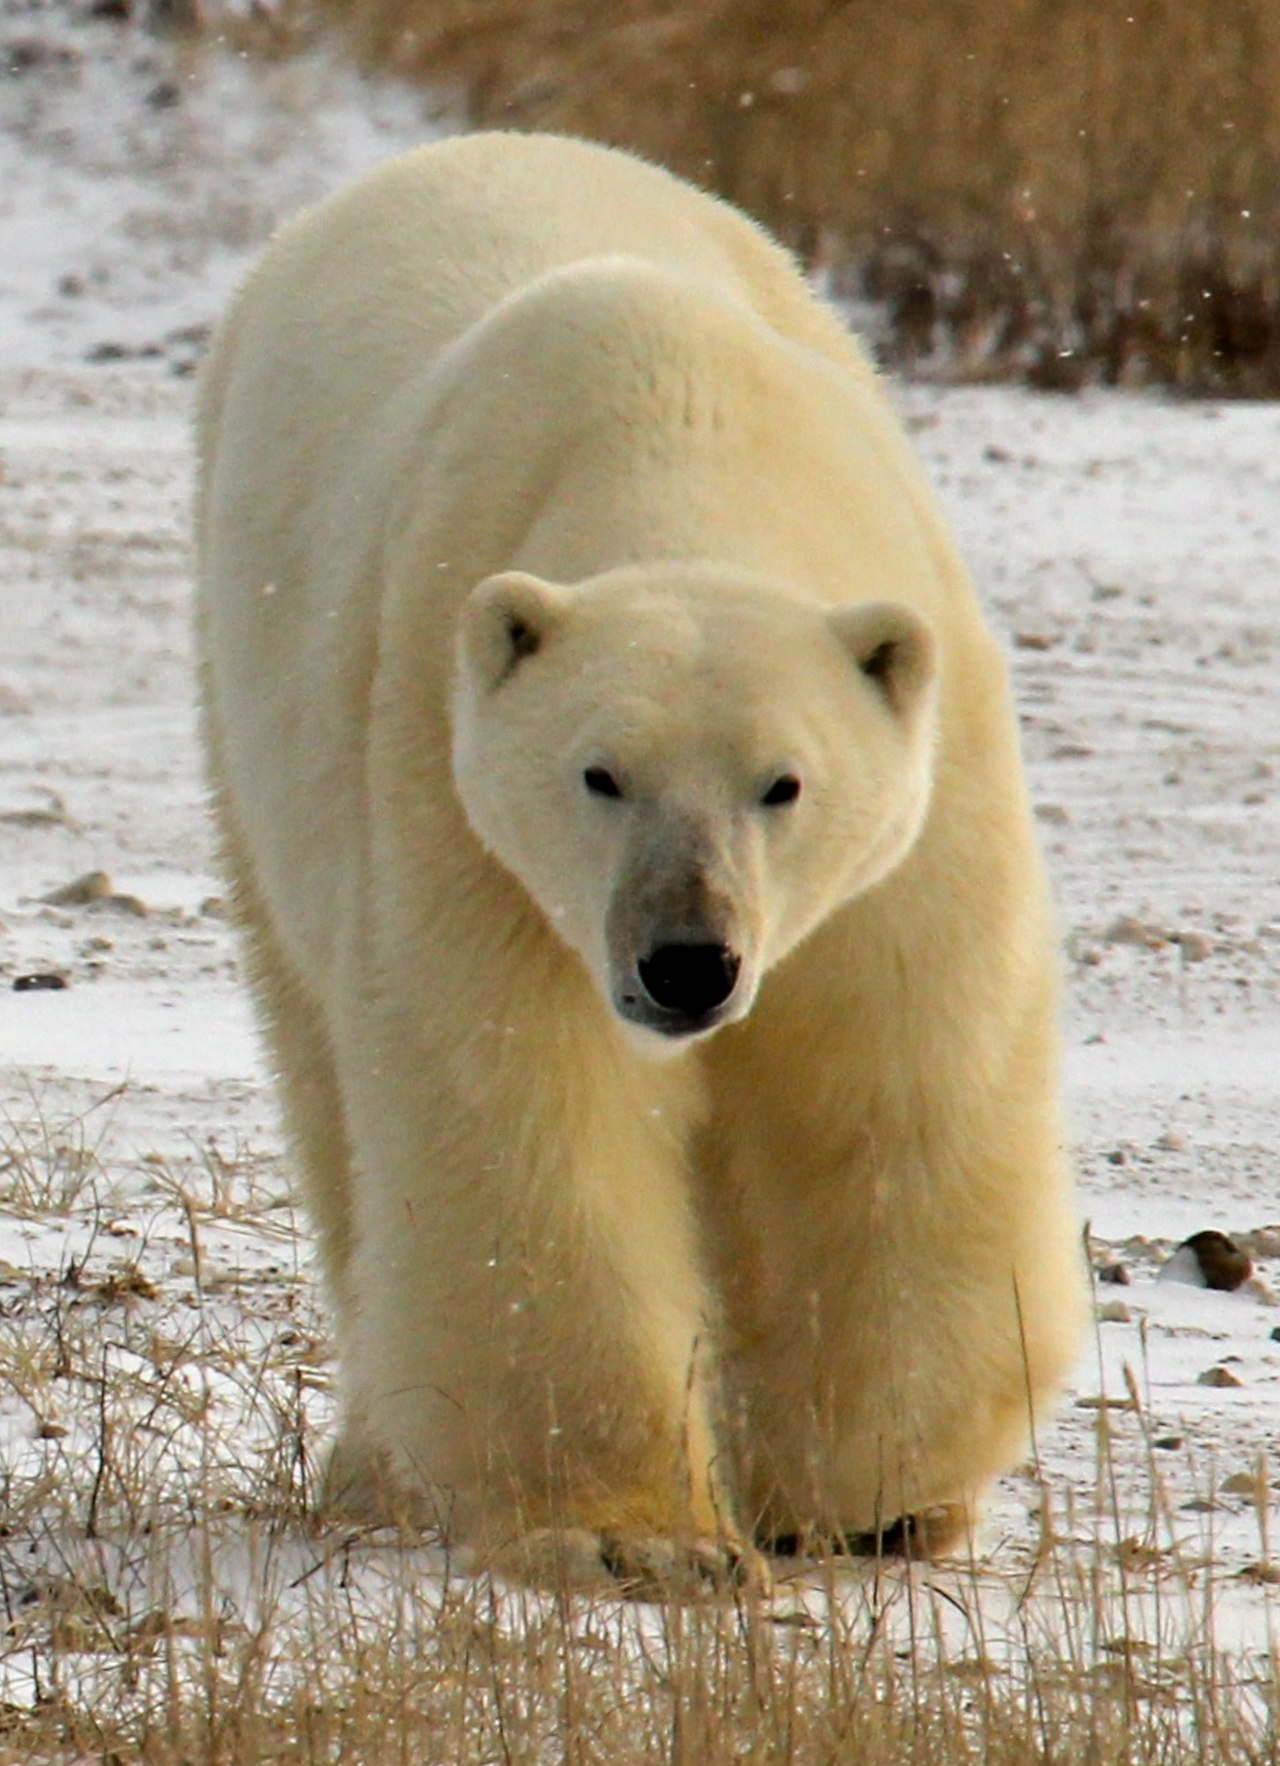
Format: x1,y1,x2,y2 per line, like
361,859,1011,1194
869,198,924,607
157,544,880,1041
828,601,937,721
457,571,571,692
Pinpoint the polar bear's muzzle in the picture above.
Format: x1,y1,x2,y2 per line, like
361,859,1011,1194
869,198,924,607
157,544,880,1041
606,865,753,1039
605,814,757,1040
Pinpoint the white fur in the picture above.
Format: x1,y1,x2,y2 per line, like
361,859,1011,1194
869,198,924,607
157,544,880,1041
196,132,1087,1582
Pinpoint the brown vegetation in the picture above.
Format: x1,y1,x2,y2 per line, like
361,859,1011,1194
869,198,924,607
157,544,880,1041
276,0,1280,393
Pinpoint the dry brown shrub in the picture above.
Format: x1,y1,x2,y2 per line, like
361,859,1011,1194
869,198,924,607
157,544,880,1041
275,0,1280,392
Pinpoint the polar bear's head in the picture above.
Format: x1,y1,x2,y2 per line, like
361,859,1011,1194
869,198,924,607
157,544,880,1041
452,564,938,1049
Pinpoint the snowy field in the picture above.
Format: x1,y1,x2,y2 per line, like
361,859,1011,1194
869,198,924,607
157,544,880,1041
0,1,1277,1749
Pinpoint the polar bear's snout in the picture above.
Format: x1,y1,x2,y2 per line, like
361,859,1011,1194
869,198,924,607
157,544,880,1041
606,827,755,1040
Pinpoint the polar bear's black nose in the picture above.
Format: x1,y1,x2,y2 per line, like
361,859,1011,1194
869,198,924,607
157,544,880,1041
638,943,741,1021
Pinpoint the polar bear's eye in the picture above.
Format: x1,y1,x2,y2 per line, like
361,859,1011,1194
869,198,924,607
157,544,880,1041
761,774,801,807
583,766,624,799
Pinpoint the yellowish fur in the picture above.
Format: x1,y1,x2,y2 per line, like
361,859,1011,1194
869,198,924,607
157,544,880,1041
196,132,1087,1587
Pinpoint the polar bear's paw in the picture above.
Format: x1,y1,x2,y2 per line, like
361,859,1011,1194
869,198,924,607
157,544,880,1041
841,1502,972,1560
485,1526,772,1600
765,1502,972,1564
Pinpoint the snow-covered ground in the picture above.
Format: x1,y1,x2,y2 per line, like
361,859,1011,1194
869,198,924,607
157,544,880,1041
0,0,1276,1713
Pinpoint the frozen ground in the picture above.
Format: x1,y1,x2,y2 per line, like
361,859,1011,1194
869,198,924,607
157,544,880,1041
0,0,1277,1720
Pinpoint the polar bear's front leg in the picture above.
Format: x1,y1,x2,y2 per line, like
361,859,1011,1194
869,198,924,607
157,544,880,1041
331,1007,746,1591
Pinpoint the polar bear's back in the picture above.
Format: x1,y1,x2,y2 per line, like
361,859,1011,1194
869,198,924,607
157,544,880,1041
204,136,786,468
205,132,861,425
195,132,902,546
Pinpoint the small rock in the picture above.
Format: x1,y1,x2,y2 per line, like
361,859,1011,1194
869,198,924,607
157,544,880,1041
1154,1130,1187,1152
36,869,148,918
1219,1471,1261,1497
1035,803,1071,825
1242,1227,1280,1260
147,0,205,32
2,37,80,75
1014,631,1059,651
104,892,148,918
1197,1366,1243,1389
1097,1262,1130,1286
165,322,212,354
1105,1148,1127,1166
41,869,112,907
12,972,68,993
1271,1326,1280,1343
34,1419,68,1440
1103,914,1166,949
200,895,227,919
1177,931,1213,963
0,802,69,828
1158,1231,1253,1293
1153,1435,1183,1451
1097,1300,1131,1324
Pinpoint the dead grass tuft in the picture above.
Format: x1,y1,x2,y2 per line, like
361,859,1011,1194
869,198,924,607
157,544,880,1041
264,0,1280,393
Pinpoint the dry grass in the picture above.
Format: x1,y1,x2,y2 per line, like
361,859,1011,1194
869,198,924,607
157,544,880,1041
262,0,1280,393
0,1097,1275,1763
0,1471,1275,1765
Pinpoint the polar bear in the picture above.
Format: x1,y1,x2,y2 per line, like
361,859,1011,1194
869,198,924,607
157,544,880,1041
196,132,1086,1592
